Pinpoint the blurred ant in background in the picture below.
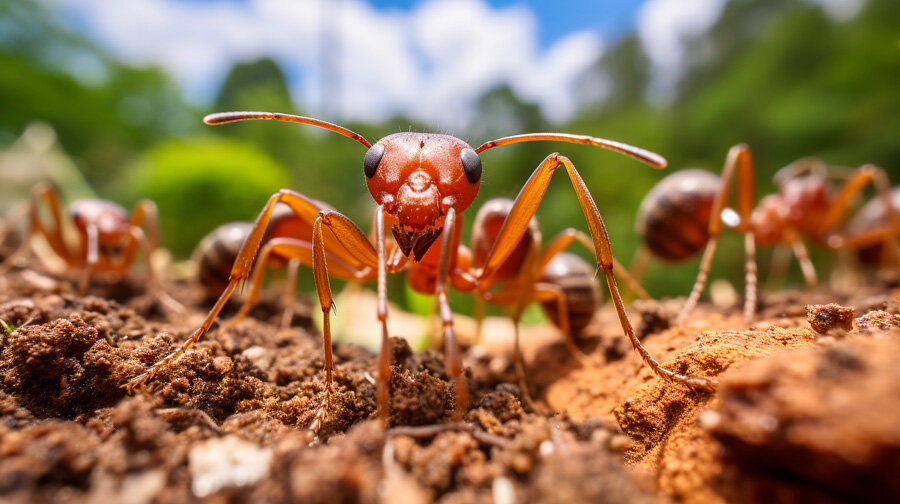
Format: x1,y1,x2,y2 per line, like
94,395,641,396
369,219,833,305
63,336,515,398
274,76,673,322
633,145,899,323
0,182,170,300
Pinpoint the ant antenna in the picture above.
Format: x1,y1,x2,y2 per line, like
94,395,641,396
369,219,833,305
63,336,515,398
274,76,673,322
204,111,372,149
475,133,667,169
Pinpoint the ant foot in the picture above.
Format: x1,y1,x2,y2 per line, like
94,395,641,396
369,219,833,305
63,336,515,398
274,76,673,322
308,387,334,435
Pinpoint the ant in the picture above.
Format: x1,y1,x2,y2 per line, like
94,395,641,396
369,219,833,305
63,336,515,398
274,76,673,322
126,110,716,425
194,202,331,328
0,182,164,297
634,144,899,324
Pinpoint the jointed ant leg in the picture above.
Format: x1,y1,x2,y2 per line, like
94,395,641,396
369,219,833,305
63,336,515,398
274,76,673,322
374,207,393,423
224,238,360,330
788,231,818,288
677,144,757,323
1,183,71,273
79,224,99,296
766,244,792,292
124,189,373,392
820,164,900,267
477,153,716,390
539,228,651,301
743,231,758,321
280,258,301,328
435,208,468,417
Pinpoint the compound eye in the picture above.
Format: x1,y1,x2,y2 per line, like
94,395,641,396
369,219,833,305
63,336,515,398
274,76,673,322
363,143,384,178
460,148,482,184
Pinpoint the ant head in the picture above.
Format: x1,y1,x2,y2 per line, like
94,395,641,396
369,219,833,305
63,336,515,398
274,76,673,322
364,133,481,260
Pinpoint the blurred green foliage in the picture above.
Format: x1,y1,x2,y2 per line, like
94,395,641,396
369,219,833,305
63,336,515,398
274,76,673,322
0,0,898,304
118,138,289,256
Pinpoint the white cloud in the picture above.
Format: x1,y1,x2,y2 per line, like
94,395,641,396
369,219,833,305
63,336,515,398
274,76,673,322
637,0,727,101
43,0,605,131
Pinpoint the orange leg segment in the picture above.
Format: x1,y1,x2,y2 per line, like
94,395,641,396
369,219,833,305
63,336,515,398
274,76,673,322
677,144,757,324
476,153,716,391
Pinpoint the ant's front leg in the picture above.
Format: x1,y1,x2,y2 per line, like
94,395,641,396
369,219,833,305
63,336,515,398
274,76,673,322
433,207,469,417
223,237,361,331
310,207,387,427
124,189,336,392
476,153,716,391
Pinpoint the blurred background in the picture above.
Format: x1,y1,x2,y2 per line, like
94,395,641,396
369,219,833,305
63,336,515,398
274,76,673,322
0,0,898,311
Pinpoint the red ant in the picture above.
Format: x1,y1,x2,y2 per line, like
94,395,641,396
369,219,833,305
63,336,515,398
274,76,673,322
0,182,164,296
634,145,899,323
126,111,716,425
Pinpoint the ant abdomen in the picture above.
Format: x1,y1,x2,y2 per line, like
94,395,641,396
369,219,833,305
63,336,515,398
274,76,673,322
538,252,602,335
636,169,720,261
193,222,253,298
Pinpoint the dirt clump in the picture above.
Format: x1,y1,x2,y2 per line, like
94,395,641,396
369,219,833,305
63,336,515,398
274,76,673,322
1,260,899,502
705,331,900,502
806,303,855,334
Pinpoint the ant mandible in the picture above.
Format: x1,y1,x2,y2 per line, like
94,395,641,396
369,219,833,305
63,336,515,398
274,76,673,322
635,145,900,324
126,111,716,423
0,182,161,296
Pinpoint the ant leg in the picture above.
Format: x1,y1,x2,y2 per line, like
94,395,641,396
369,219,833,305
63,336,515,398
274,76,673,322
766,244,792,292
820,164,900,266
476,153,716,390
788,232,818,288
127,200,159,256
434,207,468,417
629,245,651,283
539,228,651,301
743,232,757,321
123,203,183,312
280,259,301,328
537,284,587,363
226,238,359,331
78,224,99,296
0,183,72,273
124,189,365,392
310,209,386,422
472,294,486,346
510,321,537,411
677,144,757,324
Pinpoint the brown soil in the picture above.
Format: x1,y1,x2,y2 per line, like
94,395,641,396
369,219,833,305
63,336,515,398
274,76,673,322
1,262,898,503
